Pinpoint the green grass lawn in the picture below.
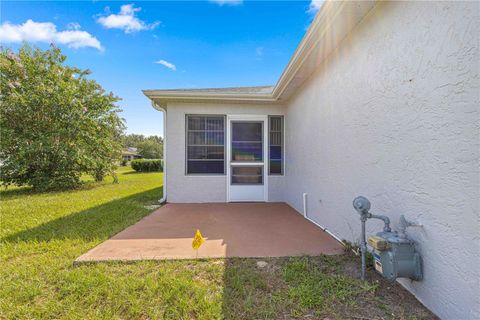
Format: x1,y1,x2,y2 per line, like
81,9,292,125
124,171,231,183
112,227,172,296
0,167,435,319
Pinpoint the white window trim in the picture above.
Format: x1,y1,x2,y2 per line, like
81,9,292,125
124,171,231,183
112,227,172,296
268,115,285,176
185,114,226,176
226,114,269,202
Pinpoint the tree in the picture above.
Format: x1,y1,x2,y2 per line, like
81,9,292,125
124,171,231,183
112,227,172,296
122,134,146,148
121,134,163,159
137,140,163,159
0,44,125,190
122,134,162,148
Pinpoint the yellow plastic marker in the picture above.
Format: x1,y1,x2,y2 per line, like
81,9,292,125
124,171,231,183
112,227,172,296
192,229,205,250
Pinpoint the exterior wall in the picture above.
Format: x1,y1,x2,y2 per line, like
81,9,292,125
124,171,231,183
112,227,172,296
283,2,479,319
166,102,285,203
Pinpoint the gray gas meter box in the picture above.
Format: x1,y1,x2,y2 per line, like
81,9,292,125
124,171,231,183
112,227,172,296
352,196,423,282
368,231,423,282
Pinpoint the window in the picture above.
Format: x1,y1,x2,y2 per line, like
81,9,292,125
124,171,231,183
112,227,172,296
268,116,284,175
186,115,225,174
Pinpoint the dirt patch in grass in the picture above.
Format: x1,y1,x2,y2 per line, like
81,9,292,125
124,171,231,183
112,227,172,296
222,254,437,320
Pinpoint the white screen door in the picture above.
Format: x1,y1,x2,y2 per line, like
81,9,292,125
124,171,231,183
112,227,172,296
227,116,267,202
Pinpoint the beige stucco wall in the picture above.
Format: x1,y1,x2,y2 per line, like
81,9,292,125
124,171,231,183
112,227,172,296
283,2,479,319
165,102,285,203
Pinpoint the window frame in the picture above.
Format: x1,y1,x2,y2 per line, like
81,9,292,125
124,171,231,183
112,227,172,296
268,115,284,176
185,114,226,176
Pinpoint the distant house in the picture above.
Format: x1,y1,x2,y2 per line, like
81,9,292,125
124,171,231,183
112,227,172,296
122,147,141,162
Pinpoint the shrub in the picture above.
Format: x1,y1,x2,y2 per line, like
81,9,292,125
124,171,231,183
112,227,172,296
131,159,163,172
121,159,128,166
0,44,124,190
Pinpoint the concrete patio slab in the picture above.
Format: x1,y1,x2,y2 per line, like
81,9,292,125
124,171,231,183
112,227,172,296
76,202,344,262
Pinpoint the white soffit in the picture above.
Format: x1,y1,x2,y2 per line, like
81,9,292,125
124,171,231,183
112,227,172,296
144,1,376,108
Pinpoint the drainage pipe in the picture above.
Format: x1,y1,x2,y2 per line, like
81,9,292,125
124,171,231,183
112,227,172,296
151,102,167,204
302,193,344,245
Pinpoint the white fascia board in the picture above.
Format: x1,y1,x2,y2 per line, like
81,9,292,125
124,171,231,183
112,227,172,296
143,90,277,108
143,91,274,101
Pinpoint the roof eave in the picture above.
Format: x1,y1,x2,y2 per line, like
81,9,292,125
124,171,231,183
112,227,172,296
273,1,376,101
143,90,277,108
144,0,377,107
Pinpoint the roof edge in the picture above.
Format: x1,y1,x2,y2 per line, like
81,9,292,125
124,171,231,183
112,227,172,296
144,1,376,107
272,0,348,98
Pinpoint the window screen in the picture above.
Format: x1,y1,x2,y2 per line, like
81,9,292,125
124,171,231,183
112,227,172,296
231,121,263,162
186,115,225,174
231,166,263,185
268,116,283,175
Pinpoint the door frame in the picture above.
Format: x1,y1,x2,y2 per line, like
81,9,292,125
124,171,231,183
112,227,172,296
226,114,268,202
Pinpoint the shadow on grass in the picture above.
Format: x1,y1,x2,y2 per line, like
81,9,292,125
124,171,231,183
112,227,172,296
0,186,36,198
0,181,108,199
2,186,163,243
1,186,436,320
122,170,164,175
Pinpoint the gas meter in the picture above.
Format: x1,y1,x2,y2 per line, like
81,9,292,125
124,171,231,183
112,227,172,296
353,196,423,282
368,229,423,282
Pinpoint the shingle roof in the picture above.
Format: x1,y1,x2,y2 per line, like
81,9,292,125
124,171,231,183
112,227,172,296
145,86,274,95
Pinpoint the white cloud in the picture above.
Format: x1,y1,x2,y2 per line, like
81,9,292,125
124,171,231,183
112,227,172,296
308,0,324,14
67,22,81,30
97,4,159,33
0,19,102,50
154,59,176,71
256,46,264,57
209,0,243,6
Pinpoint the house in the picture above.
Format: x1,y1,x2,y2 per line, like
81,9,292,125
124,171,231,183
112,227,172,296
143,1,479,319
122,147,141,162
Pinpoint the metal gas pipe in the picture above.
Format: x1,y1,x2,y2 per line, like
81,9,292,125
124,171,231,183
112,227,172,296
352,196,391,280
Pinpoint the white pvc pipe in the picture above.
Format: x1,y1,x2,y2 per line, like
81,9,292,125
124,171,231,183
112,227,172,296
152,102,167,204
302,192,344,245
303,193,308,218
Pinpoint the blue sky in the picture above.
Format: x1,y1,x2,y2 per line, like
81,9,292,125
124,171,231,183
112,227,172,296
1,1,321,136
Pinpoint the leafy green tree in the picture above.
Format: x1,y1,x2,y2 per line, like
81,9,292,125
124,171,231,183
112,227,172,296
122,134,162,148
121,134,163,159
0,44,125,190
122,134,146,148
137,140,163,159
